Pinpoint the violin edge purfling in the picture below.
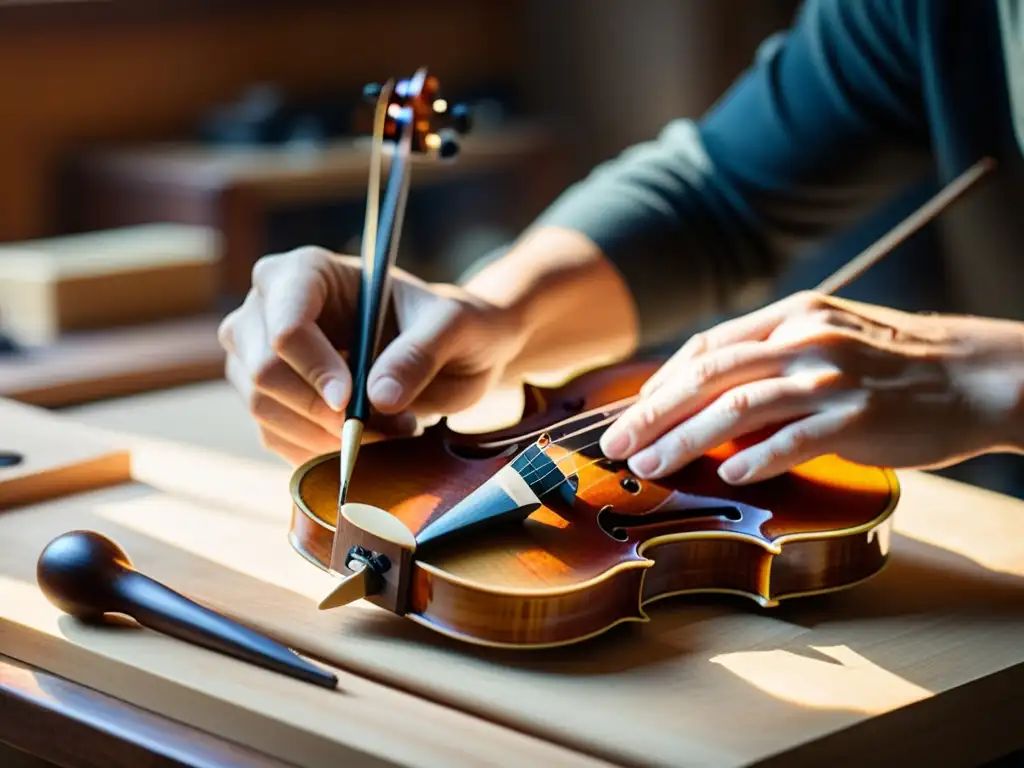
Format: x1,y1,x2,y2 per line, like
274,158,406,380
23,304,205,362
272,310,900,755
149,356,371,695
294,154,996,649
289,358,901,650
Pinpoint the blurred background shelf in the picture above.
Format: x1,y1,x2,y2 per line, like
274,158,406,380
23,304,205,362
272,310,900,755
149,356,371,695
0,313,224,408
0,0,800,408
62,120,563,298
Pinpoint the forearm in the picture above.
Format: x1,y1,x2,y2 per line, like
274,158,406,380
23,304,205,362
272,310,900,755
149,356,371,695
462,225,640,378
464,0,929,369
530,119,772,349
956,318,1024,456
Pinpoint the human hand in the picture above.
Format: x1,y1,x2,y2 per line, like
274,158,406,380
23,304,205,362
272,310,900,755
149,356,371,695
599,291,1024,483
218,246,527,465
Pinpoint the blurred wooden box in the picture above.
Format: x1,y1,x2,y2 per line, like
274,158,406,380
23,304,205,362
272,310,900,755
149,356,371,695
63,123,563,298
0,224,219,345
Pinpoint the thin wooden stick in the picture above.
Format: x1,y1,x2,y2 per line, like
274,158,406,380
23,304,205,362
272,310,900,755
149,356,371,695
815,157,996,295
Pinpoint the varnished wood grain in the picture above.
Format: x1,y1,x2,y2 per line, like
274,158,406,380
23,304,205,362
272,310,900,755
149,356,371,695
293,359,897,648
3,389,1024,767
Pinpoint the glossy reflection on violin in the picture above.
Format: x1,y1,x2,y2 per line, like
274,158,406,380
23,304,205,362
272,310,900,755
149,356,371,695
289,358,899,649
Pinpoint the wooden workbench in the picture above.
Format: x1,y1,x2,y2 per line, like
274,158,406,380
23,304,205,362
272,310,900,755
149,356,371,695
2,381,1024,767
65,123,561,297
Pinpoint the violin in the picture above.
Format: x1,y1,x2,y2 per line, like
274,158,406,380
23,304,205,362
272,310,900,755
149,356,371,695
284,71,992,650
288,357,898,649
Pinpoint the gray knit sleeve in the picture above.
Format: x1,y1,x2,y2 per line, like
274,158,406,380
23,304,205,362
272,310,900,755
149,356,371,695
517,0,932,347
532,119,773,346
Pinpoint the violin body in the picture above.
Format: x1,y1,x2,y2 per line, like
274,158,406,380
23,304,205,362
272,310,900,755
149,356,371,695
288,358,899,649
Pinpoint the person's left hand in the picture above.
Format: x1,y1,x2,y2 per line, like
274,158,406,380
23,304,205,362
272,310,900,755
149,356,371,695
599,291,1024,484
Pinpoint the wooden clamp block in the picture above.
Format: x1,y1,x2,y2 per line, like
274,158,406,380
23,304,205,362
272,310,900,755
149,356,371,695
0,397,130,510
0,223,219,345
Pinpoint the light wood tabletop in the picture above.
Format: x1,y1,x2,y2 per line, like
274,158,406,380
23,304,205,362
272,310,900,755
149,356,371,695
1,380,1023,767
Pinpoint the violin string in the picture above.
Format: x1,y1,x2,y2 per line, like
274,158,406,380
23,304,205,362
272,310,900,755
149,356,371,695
516,412,621,485
521,400,632,467
518,425,689,511
518,425,622,495
476,394,639,451
512,393,646,497
515,403,682,502
507,426,620,506
508,157,1000,511
526,447,628,508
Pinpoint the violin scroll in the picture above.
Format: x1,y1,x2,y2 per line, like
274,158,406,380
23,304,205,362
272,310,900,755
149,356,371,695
363,69,471,158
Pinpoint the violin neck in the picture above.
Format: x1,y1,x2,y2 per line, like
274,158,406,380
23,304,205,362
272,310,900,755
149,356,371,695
348,120,415,422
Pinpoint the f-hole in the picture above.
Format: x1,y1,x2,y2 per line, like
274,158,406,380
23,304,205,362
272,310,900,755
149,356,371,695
596,504,743,542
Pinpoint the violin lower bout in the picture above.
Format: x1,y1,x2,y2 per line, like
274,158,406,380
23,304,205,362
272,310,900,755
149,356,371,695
402,513,894,649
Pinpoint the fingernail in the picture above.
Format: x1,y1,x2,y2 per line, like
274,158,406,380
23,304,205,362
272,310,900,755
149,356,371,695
370,377,403,408
629,451,660,477
601,429,630,458
322,379,346,411
718,458,749,484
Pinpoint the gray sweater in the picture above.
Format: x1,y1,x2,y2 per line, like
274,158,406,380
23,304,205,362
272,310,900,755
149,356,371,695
528,0,1024,351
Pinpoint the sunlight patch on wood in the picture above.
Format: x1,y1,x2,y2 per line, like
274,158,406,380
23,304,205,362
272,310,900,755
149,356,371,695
123,433,293,523
91,492,375,610
710,644,932,714
894,473,1024,578
0,576,65,637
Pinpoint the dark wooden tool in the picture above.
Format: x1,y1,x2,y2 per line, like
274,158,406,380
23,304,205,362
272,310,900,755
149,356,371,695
291,156,996,649
324,69,471,607
36,530,338,689
0,451,23,467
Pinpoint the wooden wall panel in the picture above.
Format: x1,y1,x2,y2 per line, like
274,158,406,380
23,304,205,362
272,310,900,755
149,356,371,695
0,2,522,242
519,0,800,178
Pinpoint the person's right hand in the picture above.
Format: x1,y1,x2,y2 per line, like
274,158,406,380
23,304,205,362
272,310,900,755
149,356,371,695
217,246,528,465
